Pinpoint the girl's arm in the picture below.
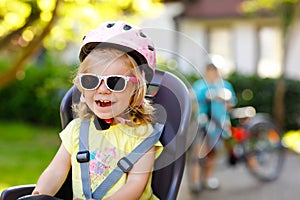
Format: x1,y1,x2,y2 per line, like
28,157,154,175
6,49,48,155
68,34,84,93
104,146,156,200
32,144,71,196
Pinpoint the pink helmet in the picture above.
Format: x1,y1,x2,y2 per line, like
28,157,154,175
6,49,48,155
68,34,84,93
79,21,156,82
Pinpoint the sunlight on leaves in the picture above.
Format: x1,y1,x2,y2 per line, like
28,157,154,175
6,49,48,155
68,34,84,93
0,0,163,49
22,29,34,42
41,0,162,50
241,0,299,13
37,0,56,11
0,0,31,33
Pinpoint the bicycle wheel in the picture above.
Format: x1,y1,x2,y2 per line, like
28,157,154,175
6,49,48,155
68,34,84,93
242,120,285,182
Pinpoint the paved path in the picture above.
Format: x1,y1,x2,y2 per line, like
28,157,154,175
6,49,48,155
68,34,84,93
177,151,300,200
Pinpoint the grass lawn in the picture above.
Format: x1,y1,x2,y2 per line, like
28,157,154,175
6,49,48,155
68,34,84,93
0,121,61,193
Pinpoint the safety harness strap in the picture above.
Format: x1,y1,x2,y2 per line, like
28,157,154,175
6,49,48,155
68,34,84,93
78,119,164,200
77,118,92,199
92,123,164,199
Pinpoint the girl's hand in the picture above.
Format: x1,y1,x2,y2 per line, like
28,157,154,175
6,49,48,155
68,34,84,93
31,190,39,195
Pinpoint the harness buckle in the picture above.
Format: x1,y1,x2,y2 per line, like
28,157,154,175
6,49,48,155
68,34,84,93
76,151,90,163
117,157,133,173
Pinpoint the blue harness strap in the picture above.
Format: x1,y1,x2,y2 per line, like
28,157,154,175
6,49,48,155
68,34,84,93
77,119,164,200
77,118,92,199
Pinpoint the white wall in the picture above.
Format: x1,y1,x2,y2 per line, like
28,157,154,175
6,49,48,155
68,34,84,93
285,21,300,80
142,4,300,80
141,4,209,77
179,20,210,75
233,22,258,75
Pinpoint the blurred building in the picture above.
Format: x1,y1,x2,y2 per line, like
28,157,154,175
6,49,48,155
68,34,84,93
142,0,300,79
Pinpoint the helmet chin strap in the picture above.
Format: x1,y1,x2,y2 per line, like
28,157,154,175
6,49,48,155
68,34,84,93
114,116,131,124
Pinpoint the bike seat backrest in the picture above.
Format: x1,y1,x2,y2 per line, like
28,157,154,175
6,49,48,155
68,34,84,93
59,70,191,200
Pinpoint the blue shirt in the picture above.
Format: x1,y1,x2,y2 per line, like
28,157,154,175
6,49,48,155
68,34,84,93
193,78,237,138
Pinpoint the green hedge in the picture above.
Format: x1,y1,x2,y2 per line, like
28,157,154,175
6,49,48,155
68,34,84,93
0,59,75,127
283,79,300,130
228,73,300,130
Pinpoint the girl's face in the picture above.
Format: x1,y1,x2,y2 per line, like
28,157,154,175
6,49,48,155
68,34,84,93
82,57,136,120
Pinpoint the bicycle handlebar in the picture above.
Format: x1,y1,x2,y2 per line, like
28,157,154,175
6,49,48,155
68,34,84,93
17,195,62,200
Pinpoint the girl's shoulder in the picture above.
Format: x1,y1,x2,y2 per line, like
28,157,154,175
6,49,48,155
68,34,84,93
65,118,82,129
134,123,154,136
61,118,88,136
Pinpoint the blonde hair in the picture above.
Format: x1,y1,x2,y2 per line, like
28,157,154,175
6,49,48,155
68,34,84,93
72,47,155,125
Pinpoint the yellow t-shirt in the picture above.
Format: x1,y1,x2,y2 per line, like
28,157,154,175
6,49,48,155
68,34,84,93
60,117,163,200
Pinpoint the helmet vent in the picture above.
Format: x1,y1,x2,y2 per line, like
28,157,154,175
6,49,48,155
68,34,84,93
123,24,132,30
82,35,86,40
148,45,154,51
107,23,115,28
139,32,147,38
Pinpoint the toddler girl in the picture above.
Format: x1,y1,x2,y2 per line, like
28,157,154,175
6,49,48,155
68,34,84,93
32,21,162,200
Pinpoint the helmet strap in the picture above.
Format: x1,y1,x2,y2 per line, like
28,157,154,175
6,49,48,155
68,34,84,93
80,94,86,103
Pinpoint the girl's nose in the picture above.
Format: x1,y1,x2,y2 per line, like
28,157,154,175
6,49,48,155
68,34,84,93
97,80,111,94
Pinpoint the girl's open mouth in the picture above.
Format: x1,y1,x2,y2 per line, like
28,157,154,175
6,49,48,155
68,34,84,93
96,100,112,107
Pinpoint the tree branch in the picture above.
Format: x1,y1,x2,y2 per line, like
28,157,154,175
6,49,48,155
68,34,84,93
0,2,41,51
0,0,62,88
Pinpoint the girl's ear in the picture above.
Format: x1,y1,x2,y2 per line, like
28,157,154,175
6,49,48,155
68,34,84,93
80,93,86,103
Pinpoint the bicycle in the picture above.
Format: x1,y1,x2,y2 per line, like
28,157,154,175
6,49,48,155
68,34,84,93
186,97,285,193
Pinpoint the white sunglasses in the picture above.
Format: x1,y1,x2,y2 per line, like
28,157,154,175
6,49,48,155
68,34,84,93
79,73,138,92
